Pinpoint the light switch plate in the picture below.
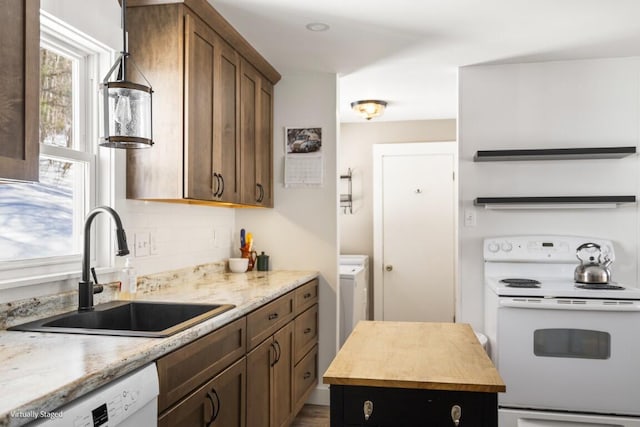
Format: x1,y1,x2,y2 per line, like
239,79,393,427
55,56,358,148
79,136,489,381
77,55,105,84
464,209,477,227
134,232,150,257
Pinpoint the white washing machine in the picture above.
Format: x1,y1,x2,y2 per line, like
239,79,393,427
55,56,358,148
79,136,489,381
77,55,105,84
339,255,369,347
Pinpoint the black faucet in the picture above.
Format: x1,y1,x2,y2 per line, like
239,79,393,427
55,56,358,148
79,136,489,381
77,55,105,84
79,206,130,311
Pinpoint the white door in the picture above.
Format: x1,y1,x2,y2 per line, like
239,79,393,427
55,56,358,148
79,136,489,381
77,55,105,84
373,142,457,322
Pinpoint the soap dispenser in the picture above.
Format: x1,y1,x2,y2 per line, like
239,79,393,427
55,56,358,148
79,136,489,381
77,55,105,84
120,257,137,299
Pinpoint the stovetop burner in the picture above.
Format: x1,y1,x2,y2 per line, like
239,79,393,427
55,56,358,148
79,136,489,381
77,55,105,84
575,283,625,290
500,278,541,288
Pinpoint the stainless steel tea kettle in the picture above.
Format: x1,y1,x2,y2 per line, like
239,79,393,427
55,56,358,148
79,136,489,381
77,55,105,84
574,242,612,284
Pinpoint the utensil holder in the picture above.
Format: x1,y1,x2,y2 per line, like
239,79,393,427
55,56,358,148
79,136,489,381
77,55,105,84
240,248,257,271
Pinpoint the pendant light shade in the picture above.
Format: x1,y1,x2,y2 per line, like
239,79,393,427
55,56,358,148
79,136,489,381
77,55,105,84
350,99,387,120
100,0,153,149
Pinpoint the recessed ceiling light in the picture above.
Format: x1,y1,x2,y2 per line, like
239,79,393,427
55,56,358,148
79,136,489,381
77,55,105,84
306,22,330,32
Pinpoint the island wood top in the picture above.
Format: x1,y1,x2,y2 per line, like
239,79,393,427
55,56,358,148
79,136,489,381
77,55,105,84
323,321,506,393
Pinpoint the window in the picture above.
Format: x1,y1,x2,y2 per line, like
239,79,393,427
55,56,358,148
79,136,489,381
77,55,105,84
0,12,114,285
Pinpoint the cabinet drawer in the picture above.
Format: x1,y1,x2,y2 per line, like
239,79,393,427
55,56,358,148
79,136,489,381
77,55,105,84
294,304,318,364
293,344,318,414
247,292,294,350
294,279,319,315
159,356,246,427
157,317,246,413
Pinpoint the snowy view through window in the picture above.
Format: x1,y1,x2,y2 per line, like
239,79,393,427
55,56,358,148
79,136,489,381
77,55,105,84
0,48,82,262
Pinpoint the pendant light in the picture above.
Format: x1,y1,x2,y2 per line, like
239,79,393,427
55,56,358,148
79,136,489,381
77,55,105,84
100,0,153,148
350,100,387,121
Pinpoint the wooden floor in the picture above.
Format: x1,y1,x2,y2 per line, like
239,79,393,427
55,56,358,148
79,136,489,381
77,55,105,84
290,404,330,427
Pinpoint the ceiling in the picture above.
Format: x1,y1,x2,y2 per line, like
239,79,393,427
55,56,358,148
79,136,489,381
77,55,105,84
211,0,640,122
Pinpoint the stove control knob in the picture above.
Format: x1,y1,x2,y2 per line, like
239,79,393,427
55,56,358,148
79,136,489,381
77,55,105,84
488,242,500,253
501,242,513,252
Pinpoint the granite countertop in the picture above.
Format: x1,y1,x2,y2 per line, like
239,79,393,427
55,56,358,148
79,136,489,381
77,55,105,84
0,268,318,427
324,321,506,393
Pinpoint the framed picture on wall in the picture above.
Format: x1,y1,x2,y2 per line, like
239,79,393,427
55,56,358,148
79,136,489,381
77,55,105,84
284,127,323,187
285,127,322,154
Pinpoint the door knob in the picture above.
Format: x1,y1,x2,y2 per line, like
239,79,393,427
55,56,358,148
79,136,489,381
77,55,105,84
385,265,393,272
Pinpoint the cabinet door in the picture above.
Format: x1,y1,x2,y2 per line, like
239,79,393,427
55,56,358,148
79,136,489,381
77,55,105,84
184,13,216,201
272,322,294,427
159,357,246,427
240,59,273,207
214,41,240,203
0,0,39,182
246,337,272,427
255,79,273,207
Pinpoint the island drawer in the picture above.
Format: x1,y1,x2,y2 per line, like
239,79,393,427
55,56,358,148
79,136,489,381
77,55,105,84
294,303,318,364
157,317,246,413
331,385,498,426
247,291,295,350
294,278,319,314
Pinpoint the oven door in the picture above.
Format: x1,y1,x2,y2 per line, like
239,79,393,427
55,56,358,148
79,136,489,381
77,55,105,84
500,408,640,427
497,298,640,416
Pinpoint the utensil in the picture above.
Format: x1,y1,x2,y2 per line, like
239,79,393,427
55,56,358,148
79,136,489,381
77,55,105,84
574,242,612,284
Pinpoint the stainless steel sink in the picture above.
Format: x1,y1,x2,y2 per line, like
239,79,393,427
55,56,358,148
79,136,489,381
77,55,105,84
8,301,235,337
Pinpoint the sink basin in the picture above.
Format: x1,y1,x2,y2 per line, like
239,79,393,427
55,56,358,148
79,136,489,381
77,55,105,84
8,301,235,337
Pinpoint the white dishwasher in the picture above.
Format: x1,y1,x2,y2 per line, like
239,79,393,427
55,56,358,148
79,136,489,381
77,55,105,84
32,363,159,427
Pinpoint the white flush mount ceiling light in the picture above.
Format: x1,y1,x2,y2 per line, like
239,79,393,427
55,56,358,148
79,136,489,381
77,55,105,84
350,100,388,120
100,0,153,149
306,22,330,32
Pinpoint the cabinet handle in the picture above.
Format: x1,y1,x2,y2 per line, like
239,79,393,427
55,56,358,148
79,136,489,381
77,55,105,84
303,371,312,379
304,327,312,334
206,390,218,426
451,404,462,426
363,400,373,421
268,313,279,321
212,172,219,198
303,292,312,299
269,342,278,367
218,174,225,197
256,183,264,203
274,340,282,364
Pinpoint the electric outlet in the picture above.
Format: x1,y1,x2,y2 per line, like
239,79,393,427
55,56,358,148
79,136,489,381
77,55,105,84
149,231,158,255
134,232,150,257
464,209,477,227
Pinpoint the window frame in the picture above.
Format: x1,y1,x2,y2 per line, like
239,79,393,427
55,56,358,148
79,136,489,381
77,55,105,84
0,11,117,291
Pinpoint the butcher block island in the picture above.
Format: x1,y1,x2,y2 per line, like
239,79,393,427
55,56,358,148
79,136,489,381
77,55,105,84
323,321,505,426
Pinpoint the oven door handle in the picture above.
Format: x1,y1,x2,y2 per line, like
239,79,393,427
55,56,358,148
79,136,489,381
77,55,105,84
500,299,640,311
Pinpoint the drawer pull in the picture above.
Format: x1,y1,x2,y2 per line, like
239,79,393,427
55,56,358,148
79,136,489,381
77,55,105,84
303,292,312,299
268,313,279,320
303,371,312,379
451,404,462,426
303,327,312,334
363,400,373,421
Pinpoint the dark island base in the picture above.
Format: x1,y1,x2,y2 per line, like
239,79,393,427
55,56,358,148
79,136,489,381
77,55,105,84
330,384,498,426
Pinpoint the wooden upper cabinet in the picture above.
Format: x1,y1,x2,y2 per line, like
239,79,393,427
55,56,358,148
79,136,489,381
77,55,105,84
240,59,274,207
125,0,278,207
184,14,240,203
0,0,40,182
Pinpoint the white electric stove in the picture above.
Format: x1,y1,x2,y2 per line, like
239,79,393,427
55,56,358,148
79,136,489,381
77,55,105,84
484,235,640,427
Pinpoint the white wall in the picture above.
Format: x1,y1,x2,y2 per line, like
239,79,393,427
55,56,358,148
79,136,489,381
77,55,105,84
459,57,640,330
340,119,456,258
236,72,338,404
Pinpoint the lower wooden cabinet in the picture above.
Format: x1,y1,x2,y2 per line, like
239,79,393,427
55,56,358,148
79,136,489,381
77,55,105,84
247,321,294,427
155,278,319,427
158,357,246,427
